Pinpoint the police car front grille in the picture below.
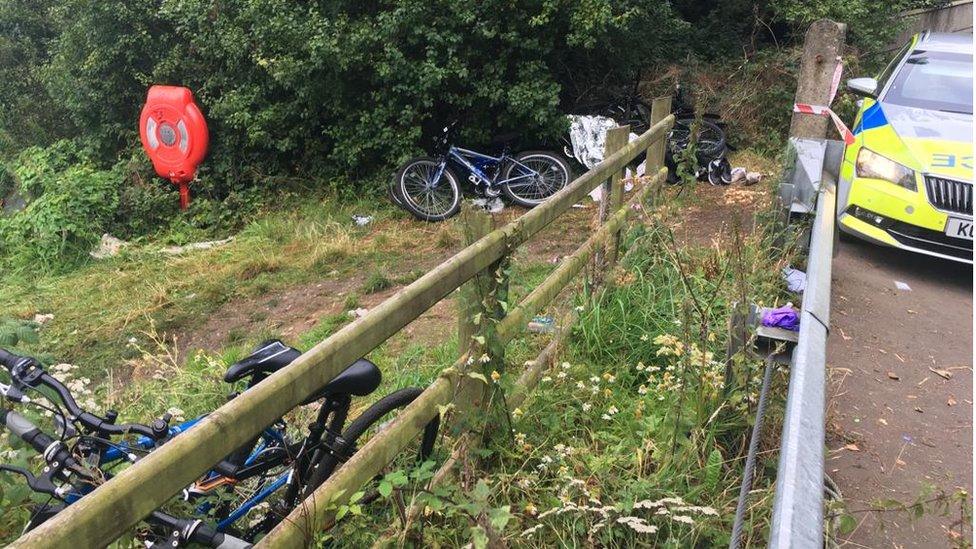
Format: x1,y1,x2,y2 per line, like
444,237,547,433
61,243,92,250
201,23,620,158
924,176,973,215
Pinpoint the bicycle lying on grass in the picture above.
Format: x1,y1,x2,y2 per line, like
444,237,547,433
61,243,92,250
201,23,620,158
390,122,572,221
0,340,440,546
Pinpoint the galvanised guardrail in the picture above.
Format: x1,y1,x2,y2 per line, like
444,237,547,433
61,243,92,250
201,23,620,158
768,138,843,548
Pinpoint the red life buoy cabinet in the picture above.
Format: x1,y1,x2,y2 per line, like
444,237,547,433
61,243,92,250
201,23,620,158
139,86,209,209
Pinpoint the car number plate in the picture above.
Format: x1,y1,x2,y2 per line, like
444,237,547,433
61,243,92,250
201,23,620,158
945,217,974,240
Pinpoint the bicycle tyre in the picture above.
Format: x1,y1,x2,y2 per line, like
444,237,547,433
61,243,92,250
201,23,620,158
501,150,572,208
394,157,462,222
301,387,440,501
669,118,726,159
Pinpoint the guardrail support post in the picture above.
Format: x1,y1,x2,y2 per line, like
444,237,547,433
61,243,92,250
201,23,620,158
789,19,847,139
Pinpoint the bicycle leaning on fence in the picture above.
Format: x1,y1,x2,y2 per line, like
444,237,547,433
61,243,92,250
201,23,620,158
0,341,440,546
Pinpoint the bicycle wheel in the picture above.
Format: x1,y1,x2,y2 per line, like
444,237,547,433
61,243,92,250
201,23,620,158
395,157,462,222
668,118,726,159
501,151,572,208
302,388,440,502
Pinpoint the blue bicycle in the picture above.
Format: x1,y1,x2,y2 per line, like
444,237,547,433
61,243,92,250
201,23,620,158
392,123,572,221
0,341,440,546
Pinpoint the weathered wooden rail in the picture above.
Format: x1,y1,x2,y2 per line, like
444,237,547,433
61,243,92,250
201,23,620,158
14,101,674,548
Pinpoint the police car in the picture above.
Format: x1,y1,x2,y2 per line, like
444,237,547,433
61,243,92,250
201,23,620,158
838,32,973,263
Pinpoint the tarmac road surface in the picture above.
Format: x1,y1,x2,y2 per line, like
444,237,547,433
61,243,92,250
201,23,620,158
826,236,972,548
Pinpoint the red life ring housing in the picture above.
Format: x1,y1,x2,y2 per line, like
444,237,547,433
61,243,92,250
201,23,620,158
139,86,209,209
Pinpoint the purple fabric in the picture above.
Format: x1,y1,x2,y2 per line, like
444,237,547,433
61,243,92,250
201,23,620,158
762,305,800,332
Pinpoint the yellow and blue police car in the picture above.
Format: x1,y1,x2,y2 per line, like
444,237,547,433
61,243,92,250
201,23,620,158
838,31,973,263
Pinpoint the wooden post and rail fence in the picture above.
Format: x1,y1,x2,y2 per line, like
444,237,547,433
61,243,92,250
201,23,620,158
13,99,676,548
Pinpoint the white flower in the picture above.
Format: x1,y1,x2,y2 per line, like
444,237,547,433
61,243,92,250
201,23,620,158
541,376,552,383
638,385,648,395
557,371,568,379
617,516,658,534
581,403,592,412
520,525,542,537
607,406,619,415
589,376,600,384
576,381,586,390
479,353,491,364
672,515,695,525
561,362,571,370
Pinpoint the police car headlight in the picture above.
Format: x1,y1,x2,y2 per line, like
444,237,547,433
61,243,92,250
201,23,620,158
856,148,916,191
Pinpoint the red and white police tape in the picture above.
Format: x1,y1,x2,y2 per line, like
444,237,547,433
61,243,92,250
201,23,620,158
792,103,856,145
792,56,857,145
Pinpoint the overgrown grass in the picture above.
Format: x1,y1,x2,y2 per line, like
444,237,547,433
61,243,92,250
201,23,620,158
321,196,800,547
0,194,463,372
0,175,797,546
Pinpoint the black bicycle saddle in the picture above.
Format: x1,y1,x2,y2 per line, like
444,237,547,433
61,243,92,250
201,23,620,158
223,340,382,400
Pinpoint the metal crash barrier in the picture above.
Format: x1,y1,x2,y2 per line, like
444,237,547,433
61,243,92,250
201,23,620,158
768,138,843,548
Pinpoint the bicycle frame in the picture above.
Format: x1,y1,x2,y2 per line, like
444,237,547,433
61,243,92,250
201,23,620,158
63,397,350,534
436,146,541,189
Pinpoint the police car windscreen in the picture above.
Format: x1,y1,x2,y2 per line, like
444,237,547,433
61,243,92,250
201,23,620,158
884,50,973,115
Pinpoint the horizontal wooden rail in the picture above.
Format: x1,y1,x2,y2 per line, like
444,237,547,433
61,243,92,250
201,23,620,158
263,167,672,548
16,115,673,548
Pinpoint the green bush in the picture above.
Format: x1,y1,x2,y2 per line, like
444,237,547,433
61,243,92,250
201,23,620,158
0,156,120,271
0,0,942,273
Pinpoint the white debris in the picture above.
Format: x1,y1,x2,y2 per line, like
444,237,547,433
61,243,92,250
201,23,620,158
730,167,747,184
470,197,505,213
730,167,762,186
347,308,369,319
352,214,373,226
160,237,234,255
894,280,912,291
33,313,54,325
782,267,807,294
90,234,129,259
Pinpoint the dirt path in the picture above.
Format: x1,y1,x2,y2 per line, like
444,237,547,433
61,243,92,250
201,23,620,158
175,204,598,356
826,237,973,547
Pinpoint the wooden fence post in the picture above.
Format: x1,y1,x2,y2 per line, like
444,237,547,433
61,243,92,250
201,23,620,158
456,203,510,453
605,125,629,267
789,19,848,139
647,96,672,206
592,125,629,283
457,203,493,415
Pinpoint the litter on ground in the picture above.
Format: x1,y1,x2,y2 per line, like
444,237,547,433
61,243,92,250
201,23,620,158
90,234,129,259
782,267,807,294
471,197,505,213
160,237,234,255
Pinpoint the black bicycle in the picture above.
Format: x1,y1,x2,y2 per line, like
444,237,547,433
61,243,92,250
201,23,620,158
0,341,440,546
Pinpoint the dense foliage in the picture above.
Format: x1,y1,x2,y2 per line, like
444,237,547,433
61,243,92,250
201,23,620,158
0,0,939,271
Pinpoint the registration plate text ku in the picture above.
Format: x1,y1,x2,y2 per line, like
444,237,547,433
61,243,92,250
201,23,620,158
945,217,974,240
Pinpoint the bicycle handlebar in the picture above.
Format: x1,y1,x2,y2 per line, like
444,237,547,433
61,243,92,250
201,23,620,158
0,348,159,440
0,403,250,548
